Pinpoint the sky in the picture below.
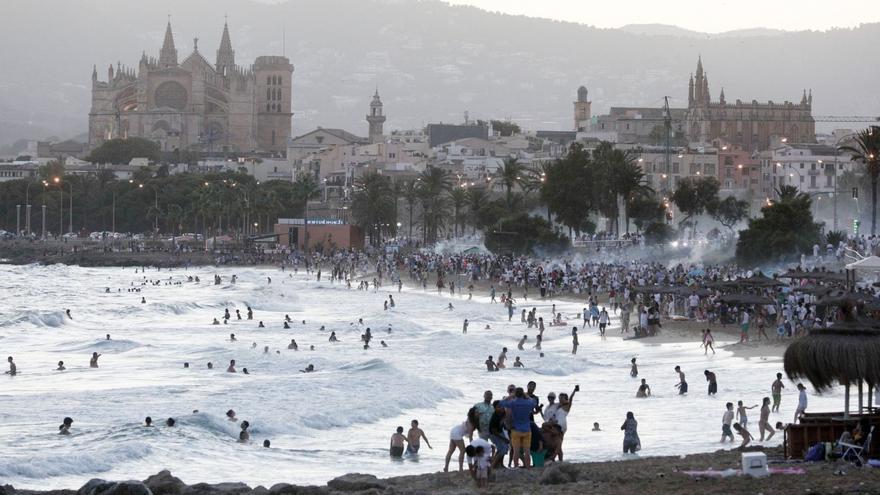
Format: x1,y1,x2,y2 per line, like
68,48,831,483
445,0,879,33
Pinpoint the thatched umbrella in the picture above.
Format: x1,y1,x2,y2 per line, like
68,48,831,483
738,272,788,288
784,317,880,417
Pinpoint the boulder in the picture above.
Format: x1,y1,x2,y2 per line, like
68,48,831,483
144,471,186,495
326,474,386,492
539,462,579,485
181,482,251,495
77,479,152,495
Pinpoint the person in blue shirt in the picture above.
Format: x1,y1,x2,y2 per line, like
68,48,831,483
499,387,538,468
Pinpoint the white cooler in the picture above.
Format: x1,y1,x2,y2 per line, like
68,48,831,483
742,452,769,477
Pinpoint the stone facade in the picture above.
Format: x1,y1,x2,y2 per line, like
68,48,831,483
573,86,591,132
88,22,293,155
686,57,815,151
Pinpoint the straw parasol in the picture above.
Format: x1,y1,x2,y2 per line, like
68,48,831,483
784,314,880,416
737,272,788,288
717,293,776,305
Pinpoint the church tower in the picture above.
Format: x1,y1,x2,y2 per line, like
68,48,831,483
573,86,591,132
216,21,235,76
366,89,386,144
158,21,178,68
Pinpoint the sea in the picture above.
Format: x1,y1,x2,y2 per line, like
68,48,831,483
0,263,845,489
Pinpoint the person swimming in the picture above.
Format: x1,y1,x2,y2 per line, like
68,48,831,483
263,346,269,354
288,339,298,350
630,358,638,377
381,340,388,347
258,321,265,328
207,362,213,369
329,332,338,342
66,309,72,319
166,418,176,427
236,309,242,320
226,409,238,422
242,368,249,374
106,334,111,340
184,362,189,368
285,314,291,322
141,297,146,304
230,333,236,341
59,417,73,435
90,352,101,368
56,360,65,371
212,318,220,325
300,364,315,373
145,416,153,427
263,439,271,448
283,321,290,329
227,360,236,373
238,421,251,443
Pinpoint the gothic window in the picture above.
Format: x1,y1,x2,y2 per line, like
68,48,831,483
267,76,272,85
267,88,271,100
154,81,187,110
277,76,282,85
267,103,271,112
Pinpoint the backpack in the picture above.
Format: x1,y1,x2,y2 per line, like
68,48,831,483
804,442,825,462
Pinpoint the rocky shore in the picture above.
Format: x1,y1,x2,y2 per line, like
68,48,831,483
5,447,879,495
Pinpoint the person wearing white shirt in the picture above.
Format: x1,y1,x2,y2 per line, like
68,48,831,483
794,383,808,423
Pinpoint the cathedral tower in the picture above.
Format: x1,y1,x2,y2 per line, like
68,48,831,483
366,89,386,144
573,85,591,132
216,21,235,76
158,21,178,68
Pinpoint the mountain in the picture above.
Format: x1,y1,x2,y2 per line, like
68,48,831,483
619,24,787,39
0,0,878,147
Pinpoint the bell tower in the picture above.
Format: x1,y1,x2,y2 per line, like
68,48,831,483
366,89,386,144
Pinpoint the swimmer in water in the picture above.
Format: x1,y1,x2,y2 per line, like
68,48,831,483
630,358,638,377
288,339,298,350
263,439,271,448
66,309,72,319
283,321,290,329
207,362,213,369
447,303,454,310
230,333,236,341
485,356,498,372
513,357,524,368
329,332,338,342
381,340,388,347
227,409,238,422
106,334,111,340
263,346,269,354
90,352,101,368
310,345,315,351
59,417,73,435
227,360,236,373
145,417,153,427
238,421,250,443
56,360,65,371
517,335,527,350
497,347,508,369
636,379,651,398
236,310,242,320
592,422,601,431
300,364,315,373
258,321,265,328
6,357,17,375
252,342,257,349
212,318,220,325
141,297,146,304
184,362,189,368
358,318,364,325
285,314,291,322
166,418,176,427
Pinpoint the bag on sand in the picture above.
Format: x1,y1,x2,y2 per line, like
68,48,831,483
804,442,825,462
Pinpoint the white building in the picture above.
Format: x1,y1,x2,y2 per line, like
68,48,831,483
760,143,854,197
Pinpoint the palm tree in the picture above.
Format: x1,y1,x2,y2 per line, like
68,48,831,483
840,126,880,234
449,187,468,238
351,171,395,245
417,167,452,244
499,157,526,207
165,203,184,235
465,187,489,234
292,175,321,250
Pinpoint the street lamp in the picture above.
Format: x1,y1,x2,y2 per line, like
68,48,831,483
51,177,72,235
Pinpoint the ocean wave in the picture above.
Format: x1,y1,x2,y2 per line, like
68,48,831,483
0,441,151,479
0,309,67,328
61,339,143,353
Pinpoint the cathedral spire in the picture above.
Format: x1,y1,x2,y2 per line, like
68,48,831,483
719,87,726,105
159,20,178,68
216,21,235,75
688,74,694,107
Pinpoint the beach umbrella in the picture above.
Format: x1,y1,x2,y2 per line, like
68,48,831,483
784,316,880,417
778,270,820,280
675,287,711,297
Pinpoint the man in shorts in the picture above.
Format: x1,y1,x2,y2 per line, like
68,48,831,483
771,373,785,412
390,426,406,457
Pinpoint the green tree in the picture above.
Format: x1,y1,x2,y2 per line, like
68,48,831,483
541,143,596,237
499,158,526,208
708,195,749,232
627,194,666,232
592,142,652,234
490,120,521,137
416,167,452,243
86,137,160,165
351,171,396,246
485,213,569,255
736,187,822,264
449,187,468,237
839,126,880,234
465,187,489,234
671,176,720,238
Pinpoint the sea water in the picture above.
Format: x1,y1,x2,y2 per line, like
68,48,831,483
0,264,844,489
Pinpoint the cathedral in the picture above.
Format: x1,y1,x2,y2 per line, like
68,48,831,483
88,21,293,155
686,57,815,151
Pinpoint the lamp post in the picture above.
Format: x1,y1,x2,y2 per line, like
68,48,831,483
25,181,34,235
138,183,159,234
51,177,63,236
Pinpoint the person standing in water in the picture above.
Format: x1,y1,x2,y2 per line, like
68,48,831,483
571,327,579,354
6,356,17,375
704,369,717,396
621,412,640,453
630,358,638,377
90,352,101,368
675,366,688,395
227,359,237,373
703,329,716,354
736,400,757,429
406,420,432,454
462,319,469,334
390,426,406,458
758,397,775,441
721,402,735,442
771,373,785,413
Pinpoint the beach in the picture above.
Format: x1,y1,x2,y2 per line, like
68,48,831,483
0,262,856,491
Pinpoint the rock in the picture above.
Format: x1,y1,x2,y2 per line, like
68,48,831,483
77,479,152,495
539,462,579,485
326,474,386,492
0,484,13,495
181,482,251,495
144,471,186,495
268,484,325,495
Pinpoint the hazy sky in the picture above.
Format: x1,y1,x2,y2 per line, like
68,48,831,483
446,0,879,33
